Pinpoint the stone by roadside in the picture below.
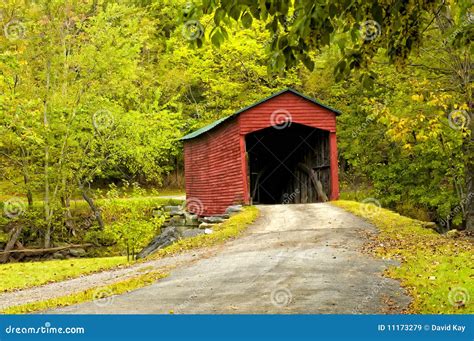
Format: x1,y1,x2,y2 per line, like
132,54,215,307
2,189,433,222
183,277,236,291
137,205,243,259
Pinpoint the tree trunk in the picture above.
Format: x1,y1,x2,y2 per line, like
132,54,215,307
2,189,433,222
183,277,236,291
81,189,105,229
23,172,33,207
43,60,52,248
0,225,23,263
464,120,473,231
61,194,75,234
0,244,92,257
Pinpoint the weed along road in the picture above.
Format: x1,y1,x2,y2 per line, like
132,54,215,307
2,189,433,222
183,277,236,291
52,204,410,314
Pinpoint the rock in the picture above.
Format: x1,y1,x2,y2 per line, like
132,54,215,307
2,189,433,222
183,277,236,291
52,252,65,260
174,226,190,235
201,216,226,224
198,222,216,229
164,206,185,216
169,216,185,226
69,248,86,257
446,229,460,238
184,212,199,226
225,205,243,214
204,228,213,235
421,222,437,230
137,226,181,259
182,228,205,238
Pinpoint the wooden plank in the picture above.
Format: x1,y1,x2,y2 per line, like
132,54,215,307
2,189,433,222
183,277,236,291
297,163,328,202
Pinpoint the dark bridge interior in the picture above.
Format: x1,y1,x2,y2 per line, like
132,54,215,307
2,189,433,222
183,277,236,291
245,123,330,204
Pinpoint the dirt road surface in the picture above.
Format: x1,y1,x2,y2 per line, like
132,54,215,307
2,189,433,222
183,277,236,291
50,203,410,314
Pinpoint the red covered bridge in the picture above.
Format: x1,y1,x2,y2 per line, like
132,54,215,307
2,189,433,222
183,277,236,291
181,88,340,216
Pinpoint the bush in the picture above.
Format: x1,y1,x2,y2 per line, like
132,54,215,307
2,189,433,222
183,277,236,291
84,229,118,247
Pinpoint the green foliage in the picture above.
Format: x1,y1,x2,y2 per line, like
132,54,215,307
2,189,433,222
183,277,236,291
100,185,167,259
303,16,472,227
0,0,472,251
190,0,453,73
333,200,473,314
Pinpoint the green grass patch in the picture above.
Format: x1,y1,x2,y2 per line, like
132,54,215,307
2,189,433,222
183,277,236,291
332,200,473,314
0,206,258,313
154,189,185,197
1,271,168,314
151,206,259,259
0,256,129,293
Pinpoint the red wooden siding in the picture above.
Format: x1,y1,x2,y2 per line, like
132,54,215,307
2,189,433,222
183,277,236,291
184,119,244,216
238,91,338,204
238,92,337,135
183,90,339,216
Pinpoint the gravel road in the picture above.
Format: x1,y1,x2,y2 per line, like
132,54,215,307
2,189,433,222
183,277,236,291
49,203,410,314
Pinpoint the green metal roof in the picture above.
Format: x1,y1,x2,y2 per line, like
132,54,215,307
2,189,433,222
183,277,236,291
180,88,341,141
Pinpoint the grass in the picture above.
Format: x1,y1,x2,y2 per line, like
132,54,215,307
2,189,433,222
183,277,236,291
0,206,259,313
332,200,473,314
0,256,129,293
0,206,257,294
150,206,260,259
1,271,168,314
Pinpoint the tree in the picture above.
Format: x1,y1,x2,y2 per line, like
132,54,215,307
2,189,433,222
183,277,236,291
189,0,473,229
